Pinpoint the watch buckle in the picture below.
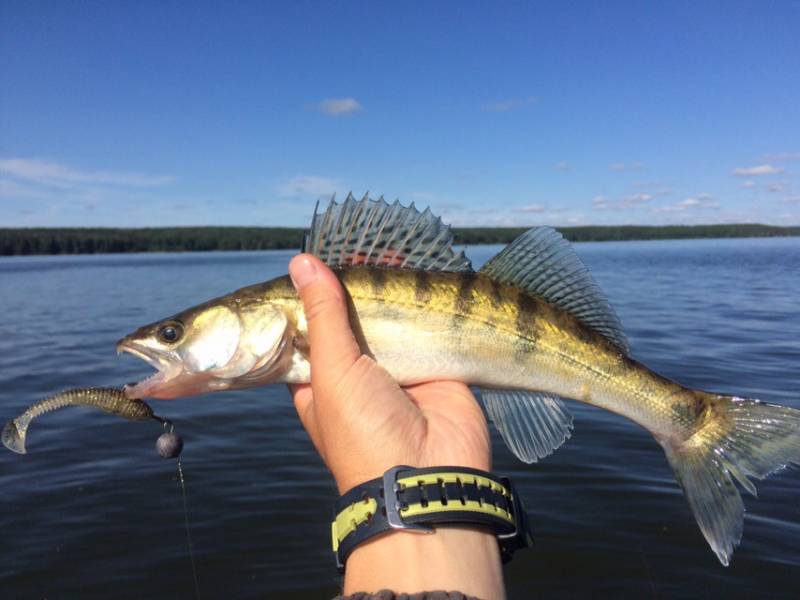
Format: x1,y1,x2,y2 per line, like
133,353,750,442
382,466,434,533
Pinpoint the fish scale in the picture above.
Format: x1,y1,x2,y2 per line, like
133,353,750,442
329,267,673,430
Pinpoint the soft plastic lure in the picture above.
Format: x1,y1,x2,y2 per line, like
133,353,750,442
2,387,163,454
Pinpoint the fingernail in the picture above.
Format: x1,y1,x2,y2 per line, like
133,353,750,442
289,255,318,290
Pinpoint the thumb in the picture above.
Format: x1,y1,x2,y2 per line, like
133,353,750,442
289,254,362,379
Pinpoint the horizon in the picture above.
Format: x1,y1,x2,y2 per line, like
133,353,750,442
3,221,800,231
1,3,799,228
4,221,800,236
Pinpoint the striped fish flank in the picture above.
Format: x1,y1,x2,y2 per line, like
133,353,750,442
116,194,800,567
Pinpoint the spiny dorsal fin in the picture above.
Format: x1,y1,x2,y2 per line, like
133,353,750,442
478,227,629,354
480,388,573,463
304,193,472,272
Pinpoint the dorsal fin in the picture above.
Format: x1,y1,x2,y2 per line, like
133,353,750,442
303,193,473,272
479,227,629,354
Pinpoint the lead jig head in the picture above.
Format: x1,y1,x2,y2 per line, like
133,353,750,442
156,431,184,458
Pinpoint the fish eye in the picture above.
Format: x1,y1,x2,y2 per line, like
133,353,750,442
158,322,183,344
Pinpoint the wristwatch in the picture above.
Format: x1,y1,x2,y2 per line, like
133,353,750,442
331,465,533,572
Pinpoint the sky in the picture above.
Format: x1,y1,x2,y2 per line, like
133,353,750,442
1,1,799,228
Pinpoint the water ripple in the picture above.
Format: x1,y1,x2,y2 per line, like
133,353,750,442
1,239,799,598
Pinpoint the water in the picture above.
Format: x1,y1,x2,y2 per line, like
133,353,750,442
1,238,798,599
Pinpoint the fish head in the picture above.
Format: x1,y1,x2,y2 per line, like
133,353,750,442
117,298,293,399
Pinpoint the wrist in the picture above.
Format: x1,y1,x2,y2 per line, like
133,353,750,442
331,456,493,497
332,466,530,600
344,526,505,599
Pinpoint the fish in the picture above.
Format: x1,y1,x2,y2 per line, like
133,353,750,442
2,387,157,454
117,193,800,566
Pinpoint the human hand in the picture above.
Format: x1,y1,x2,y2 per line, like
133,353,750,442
288,254,505,599
287,254,492,494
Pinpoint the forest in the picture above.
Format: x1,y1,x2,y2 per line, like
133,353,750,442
1,224,798,256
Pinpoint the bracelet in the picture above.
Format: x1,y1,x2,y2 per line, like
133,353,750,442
335,590,482,600
331,465,533,572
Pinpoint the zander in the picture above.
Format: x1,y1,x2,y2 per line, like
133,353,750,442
117,194,800,566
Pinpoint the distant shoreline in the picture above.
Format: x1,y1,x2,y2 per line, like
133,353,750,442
1,224,798,256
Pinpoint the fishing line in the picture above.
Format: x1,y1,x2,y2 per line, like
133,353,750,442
155,418,200,600
176,458,201,600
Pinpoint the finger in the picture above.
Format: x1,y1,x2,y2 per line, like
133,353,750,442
289,383,315,430
289,383,321,446
289,254,362,380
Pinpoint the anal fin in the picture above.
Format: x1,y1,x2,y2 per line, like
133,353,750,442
479,388,574,463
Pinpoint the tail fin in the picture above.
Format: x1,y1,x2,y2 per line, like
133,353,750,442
661,395,800,566
2,419,28,454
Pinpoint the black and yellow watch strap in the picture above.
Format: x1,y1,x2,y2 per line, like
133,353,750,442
331,465,532,571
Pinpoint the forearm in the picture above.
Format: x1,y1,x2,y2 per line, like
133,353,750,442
344,527,505,600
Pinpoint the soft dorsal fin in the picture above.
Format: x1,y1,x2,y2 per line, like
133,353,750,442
480,388,573,463
303,193,473,272
479,227,629,354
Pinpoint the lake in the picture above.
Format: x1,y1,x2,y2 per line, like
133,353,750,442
1,238,799,599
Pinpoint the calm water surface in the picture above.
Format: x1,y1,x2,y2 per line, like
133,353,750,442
1,238,799,599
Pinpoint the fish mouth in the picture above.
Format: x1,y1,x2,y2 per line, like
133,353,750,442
116,339,181,399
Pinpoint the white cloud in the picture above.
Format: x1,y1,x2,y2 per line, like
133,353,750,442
632,181,673,196
731,164,783,177
591,185,722,216
0,177,54,200
620,192,653,206
0,157,174,187
593,192,653,210
651,194,719,213
741,180,757,189
0,158,179,226
553,161,572,172
449,205,581,227
514,203,547,213
483,96,537,112
276,175,340,197
767,182,789,193
314,98,363,116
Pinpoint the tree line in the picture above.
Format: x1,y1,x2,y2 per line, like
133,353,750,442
453,223,800,244
0,227,304,256
1,224,798,256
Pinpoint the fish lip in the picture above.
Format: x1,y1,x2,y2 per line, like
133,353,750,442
116,340,168,369
116,339,178,398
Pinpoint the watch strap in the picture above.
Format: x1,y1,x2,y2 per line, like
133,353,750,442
331,465,532,571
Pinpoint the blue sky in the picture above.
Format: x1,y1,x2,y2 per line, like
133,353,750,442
1,1,799,228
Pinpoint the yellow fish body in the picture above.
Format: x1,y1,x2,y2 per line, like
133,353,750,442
118,195,800,566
